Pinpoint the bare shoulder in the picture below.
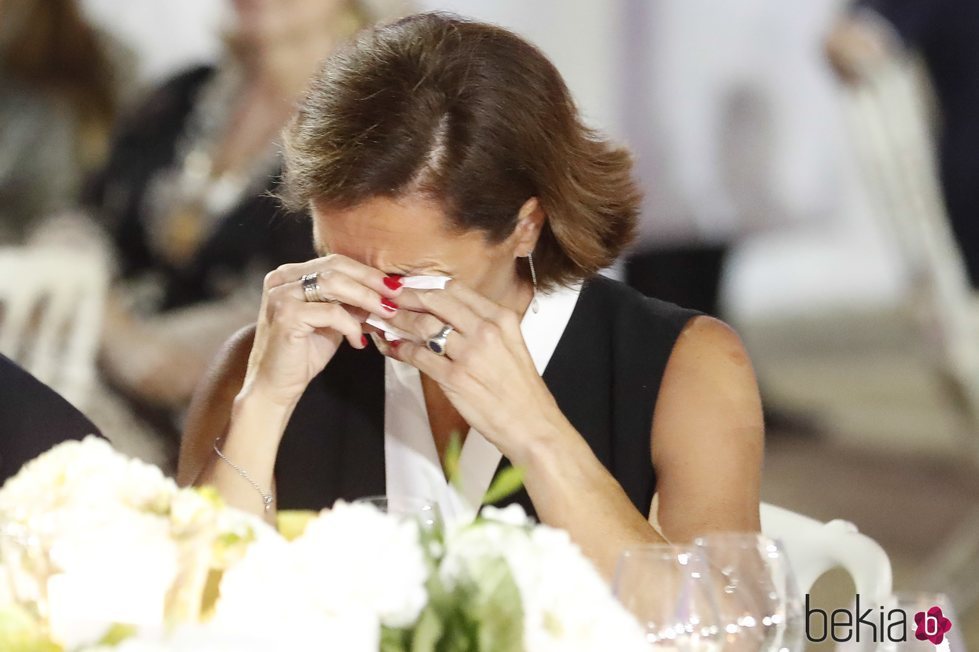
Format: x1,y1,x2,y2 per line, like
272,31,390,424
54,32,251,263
176,324,256,485
672,315,754,370
652,315,763,456
651,315,764,538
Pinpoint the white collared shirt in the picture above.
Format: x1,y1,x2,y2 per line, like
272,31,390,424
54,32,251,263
384,282,583,525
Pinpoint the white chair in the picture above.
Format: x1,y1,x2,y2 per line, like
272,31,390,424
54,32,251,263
761,502,893,601
0,245,109,409
846,59,979,437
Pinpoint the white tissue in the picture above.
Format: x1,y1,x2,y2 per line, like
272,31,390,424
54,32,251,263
395,275,451,290
366,275,452,342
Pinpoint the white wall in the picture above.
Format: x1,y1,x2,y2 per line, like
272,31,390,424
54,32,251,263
81,0,229,86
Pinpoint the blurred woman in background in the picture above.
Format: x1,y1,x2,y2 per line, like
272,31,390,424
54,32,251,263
0,0,122,242
88,0,405,444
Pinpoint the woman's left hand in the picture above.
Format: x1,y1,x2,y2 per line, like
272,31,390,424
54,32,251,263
381,281,566,464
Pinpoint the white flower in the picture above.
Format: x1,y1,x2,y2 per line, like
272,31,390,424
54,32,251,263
168,487,219,536
442,511,648,652
215,501,428,638
30,505,179,648
80,618,378,652
295,501,429,628
0,438,209,649
0,436,177,525
213,533,326,631
480,504,534,527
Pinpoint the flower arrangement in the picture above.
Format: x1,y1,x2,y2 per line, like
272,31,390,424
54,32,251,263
0,437,647,651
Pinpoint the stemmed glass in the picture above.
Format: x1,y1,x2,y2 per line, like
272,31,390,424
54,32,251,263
693,533,804,652
613,544,725,651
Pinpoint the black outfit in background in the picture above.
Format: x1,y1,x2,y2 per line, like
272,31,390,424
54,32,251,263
273,275,700,517
625,245,728,317
860,0,979,287
84,66,315,442
0,355,102,484
86,66,315,311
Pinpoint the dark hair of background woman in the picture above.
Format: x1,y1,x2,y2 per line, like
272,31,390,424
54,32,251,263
0,0,117,158
282,11,641,290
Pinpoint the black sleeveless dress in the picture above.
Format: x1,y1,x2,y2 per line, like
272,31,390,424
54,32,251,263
274,275,699,519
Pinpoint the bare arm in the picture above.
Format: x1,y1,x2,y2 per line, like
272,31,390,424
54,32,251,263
176,325,254,487
178,324,292,523
101,289,257,409
389,283,764,577
514,317,762,576
177,255,402,521
651,316,764,542
517,419,667,576
387,286,762,577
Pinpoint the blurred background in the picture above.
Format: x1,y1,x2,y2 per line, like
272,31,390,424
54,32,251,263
1,0,977,647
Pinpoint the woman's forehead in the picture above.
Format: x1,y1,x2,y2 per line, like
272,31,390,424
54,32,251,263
310,196,487,270
312,196,445,249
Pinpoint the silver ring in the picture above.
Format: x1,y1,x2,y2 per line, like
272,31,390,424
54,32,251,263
301,273,322,302
302,272,340,303
426,324,455,356
301,272,340,303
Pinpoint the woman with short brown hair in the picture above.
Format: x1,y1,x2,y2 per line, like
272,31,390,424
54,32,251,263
179,12,764,576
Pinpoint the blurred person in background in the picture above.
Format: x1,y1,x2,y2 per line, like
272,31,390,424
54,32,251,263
86,0,404,443
826,0,979,297
0,0,124,242
619,0,844,431
622,0,843,318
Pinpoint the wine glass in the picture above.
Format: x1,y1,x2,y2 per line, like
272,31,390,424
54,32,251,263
353,495,443,532
693,533,804,652
613,544,725,651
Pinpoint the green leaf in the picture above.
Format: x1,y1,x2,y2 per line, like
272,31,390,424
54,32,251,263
469,556,525,652
380,626,411,652
276,509,317,541
409,605,443,652
98,622,138,645
192,485,225,509
481,466,525,506
443,431,464,491
417,571,479,652
0,604,61,652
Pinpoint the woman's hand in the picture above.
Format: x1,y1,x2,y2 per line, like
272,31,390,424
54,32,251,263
825,15,898,84
241,254,401,409
381,281,567,464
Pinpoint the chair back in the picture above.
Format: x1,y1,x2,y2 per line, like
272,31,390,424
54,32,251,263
0,245,108,408
847,59,979,428
761,502,893,601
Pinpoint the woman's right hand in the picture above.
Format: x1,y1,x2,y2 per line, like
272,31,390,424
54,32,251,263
239,254,401,410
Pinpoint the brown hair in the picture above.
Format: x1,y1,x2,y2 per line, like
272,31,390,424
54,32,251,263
282,12,640,289
0,0,117,164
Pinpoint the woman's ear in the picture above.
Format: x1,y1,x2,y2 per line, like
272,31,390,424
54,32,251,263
513,197,546,256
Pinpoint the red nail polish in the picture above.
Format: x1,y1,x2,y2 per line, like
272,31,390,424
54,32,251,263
383,275,403,290
381,298,398,312
389,339,401,349
361,335,369,348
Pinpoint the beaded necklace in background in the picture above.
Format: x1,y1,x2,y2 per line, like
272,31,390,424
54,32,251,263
142,61,280,270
